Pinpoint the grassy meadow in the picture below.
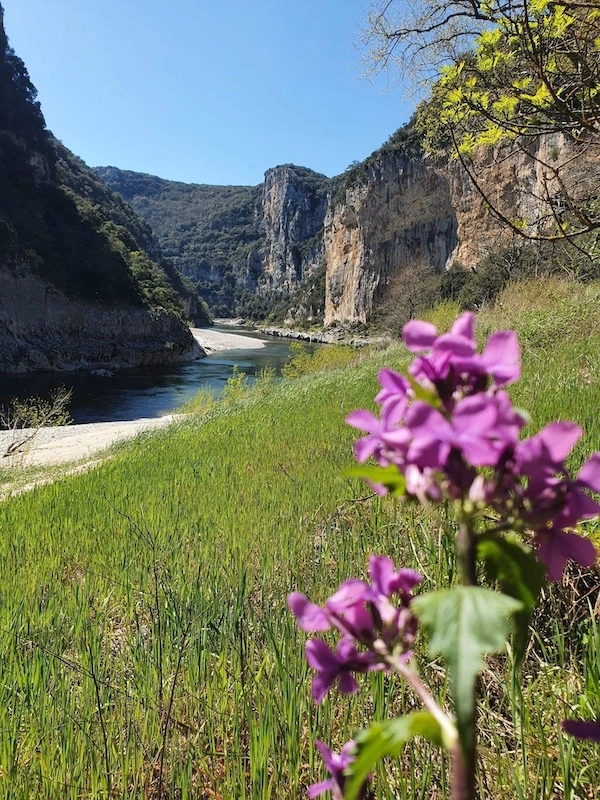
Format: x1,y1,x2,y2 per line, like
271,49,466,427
0,278,599,799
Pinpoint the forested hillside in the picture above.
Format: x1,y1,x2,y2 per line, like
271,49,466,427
96,164,339,318
0,4,207,373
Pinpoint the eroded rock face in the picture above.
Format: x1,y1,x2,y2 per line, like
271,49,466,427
259,165,330,292
323,133,598,325
446,133,597,268
0,268,201,374
324,153,457,325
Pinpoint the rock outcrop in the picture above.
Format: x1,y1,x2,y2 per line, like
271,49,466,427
324,153,457,324
323,131,599,325
96,164,339,319
258,165,331,292
97,131,598,328
0,269,201,374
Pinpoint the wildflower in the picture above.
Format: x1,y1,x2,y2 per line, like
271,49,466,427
309,740,370,799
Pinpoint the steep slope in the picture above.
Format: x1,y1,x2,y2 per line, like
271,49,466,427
0,5,203,373
95,164,340,319
324,128,599,325
324,128,456,324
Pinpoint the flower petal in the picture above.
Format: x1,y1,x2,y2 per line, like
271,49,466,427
482,330,520,385
562,720,600,741
578,453,600,493
403,320,437,351
288,593,330,631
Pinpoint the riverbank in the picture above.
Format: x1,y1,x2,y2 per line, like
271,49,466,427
1,327,268,473
191,327,266,352
255,325,390,348
0,415,181,469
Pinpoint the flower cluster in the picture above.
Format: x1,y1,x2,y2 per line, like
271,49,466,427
288,556,421,703
347,313,599,580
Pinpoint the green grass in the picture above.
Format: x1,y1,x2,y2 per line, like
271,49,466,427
0,278,598,799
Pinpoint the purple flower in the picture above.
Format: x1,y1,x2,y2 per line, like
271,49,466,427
403,313,521,399
309,740,370,799
375,368,410,416
288,592,331,632
406,393,519,470
325,579,377,641
368,555,422,599
507,423,600,578
562,719,600,742
403,313,476,357
346,401,408,465
305,636,376,703
479,330,521,386
534,528,597,581
289,559,421,701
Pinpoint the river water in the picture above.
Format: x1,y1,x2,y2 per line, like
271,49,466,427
0,327,307,424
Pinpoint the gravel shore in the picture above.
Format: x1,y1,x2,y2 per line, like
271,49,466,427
190,327,266,352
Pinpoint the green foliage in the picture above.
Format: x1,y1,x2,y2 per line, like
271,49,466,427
410,0,600,244
413,587,522,751
221,365,250,405
478,536,546,663
0,278,597,797
345,712,446,800
281,341,359,378
96,165,337,318
439,241,600,312
346,464,407,496
0,6,46,146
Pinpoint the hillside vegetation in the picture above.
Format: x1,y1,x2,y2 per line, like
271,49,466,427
95,164,338,318
0,4,208,327
0,278,597,799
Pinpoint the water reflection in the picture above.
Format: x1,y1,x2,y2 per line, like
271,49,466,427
0,328,308,424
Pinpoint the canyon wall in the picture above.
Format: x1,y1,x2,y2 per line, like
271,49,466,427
324,154,457,324
323,132,596,325
0,269,200,374
98,134,598,327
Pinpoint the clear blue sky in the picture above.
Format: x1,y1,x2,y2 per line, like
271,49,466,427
2,0,415,185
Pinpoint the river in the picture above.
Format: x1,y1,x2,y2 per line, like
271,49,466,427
0,327,309,424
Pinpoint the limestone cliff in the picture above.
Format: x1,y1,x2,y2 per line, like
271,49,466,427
0,269,199,374
258,165,331,292
96,164,339,320
98,129,597,328
323,131,598,325
324,153,457,324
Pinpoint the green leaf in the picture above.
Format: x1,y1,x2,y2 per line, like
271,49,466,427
344,712,445,800
412,587,522,752
477,536,545,664
406,374,442,408
346,464,406,496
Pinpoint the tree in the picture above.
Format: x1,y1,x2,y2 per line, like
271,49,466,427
0,3,46,142
1,386,72,457
363,1,600,256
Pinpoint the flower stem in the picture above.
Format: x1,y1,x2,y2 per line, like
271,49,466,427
386,655,457,746
453,517,478,800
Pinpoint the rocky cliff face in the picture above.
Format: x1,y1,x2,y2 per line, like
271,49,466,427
324,153,457,324
323,132,598,325
0,269,200,374
98,131,597,328
258,165,331,292
96,164,338,319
